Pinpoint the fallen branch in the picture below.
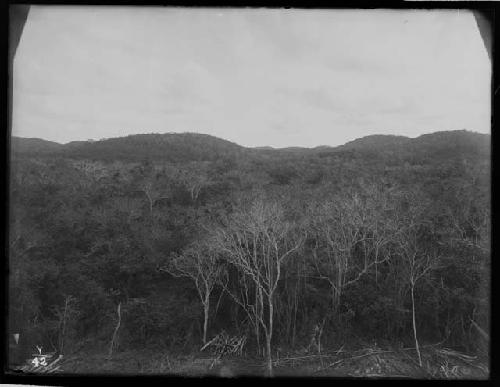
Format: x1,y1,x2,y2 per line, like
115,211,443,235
400,339,447,352
47,354,64,368
273,354,335,365
435,348,477,363
318,350,394,371
469,319,489,341
200,331,246,359
200,335,219,352
46,365,61,374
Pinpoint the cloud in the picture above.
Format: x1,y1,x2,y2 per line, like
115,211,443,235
274,87,335,112
12,7,491,146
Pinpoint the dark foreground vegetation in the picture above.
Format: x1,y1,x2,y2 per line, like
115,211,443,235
8,130,490,378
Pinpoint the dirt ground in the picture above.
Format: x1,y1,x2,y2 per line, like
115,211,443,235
9,344,489,379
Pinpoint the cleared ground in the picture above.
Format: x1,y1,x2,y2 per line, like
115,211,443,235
11,343,488,379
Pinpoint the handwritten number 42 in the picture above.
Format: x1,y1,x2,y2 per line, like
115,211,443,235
31,356,47,367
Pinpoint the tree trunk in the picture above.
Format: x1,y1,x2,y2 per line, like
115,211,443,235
255,284,263,356
411,284,422,366
331,286,340,323
255,321,261,356
59,296,69,355
203,301,209,345
266,295,274,377
143,189,153,219
292,280,299,348
265,333,273,377
108,302,121,359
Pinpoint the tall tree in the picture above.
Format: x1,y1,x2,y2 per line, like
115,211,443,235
159,237,225,344
308,188,396,317
214,196,304,375
394,195,441,366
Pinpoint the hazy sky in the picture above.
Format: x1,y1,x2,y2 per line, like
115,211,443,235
12,7,491,147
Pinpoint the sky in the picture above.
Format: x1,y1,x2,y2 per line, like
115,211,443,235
12,7,491,148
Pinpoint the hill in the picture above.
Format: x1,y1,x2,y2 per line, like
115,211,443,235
410,130,490,157
10,129,490,165
11,132,247,163
8,128,490,375
338,134,411,151
10,137,63,155
335,130,489,155
310,130,491,165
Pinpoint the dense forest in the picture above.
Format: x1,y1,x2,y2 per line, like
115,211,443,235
8,129,490,377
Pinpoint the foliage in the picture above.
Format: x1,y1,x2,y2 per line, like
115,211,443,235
8,130,490,367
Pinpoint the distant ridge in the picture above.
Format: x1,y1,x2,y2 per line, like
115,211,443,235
332,130,490,156
11,129,490,162
339,134,411,151
253,146,274,150
12,132,246,163
10,137,63,154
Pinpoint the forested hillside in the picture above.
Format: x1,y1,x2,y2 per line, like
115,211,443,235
8,129,490,376
11,132,247,163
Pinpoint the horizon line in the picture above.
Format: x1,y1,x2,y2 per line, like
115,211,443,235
10,128,488,150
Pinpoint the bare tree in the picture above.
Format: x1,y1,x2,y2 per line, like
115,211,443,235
176,162,211,202
445,180,490,253
275,253,306,348
308,189,395,317
140,179,171,220
219,266,265,356
107,296,146,359
214,196,304,376
394,200,441,367
130,163,174,220
159,237,225,344
50,295,78,355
